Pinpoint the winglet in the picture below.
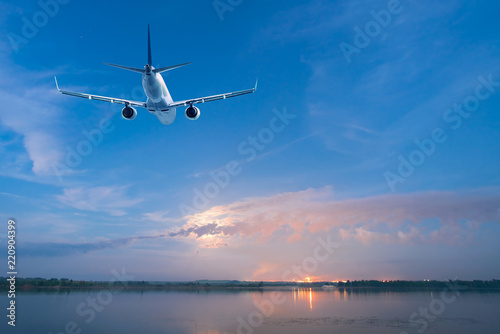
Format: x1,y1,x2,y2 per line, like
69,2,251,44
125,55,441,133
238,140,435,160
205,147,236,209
254,78,258,91
54,76,60,91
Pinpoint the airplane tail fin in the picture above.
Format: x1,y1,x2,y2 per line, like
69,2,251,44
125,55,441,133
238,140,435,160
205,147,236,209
103,25,152,74
148,24,152,66
103,26,190,74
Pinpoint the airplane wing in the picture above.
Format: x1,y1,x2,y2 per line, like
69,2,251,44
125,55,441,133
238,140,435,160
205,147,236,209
169,80,257,108
54,77,146,108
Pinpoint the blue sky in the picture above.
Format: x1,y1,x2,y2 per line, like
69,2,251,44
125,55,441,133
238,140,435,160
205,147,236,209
0,0,499,281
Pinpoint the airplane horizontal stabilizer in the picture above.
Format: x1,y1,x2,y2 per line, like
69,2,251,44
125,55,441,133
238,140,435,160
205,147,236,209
103,62,144,73
154,62,192,73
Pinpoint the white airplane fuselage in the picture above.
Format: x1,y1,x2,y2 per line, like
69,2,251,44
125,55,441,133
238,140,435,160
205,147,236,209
142,68,176,125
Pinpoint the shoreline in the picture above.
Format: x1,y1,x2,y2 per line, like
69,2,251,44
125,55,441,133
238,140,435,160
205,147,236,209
2,285,500,293
2,278,499,292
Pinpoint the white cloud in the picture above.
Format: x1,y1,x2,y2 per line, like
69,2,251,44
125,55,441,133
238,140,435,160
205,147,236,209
56,185,143,216
0,66,65,176
176,186,500,245
142,210,178,223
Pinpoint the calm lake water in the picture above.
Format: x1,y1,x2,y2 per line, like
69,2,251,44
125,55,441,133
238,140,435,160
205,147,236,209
2,288,500,333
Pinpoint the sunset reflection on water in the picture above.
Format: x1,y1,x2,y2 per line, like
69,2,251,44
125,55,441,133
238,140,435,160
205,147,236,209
291,288,317,310
14,290,498,334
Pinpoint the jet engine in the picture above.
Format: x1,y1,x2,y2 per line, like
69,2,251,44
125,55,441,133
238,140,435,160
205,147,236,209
185,105,200,120
121,106,137,120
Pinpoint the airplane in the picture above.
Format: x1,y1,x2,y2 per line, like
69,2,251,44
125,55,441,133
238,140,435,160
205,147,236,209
54,25,257,125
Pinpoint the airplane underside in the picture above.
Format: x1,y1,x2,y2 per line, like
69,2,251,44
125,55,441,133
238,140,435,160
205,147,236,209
146,98,177,125
154,110,177,125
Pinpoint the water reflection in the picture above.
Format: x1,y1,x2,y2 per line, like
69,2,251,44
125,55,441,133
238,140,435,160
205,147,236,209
309,289,313,310
291,288,316,310
262,288,413,313
7,289,499,334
